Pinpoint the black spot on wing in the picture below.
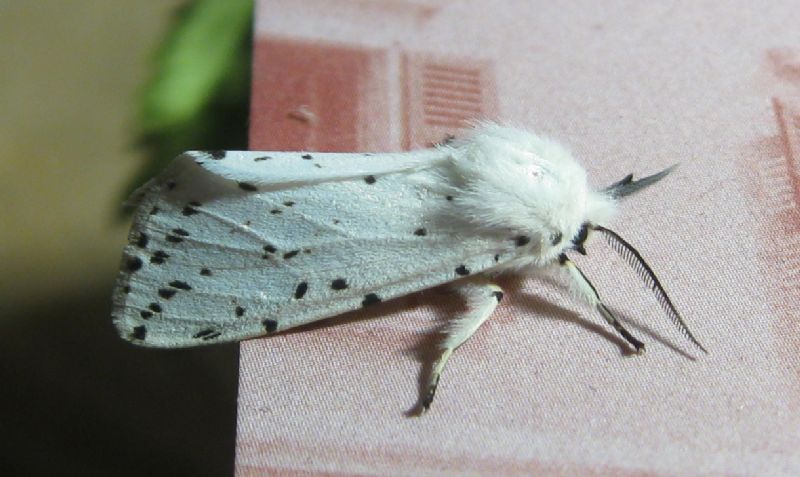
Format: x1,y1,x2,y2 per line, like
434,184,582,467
149,206,160,215
131,326,146,340
135,232,149,248
283,201,295,207
148,303,162,313
262,245,277,259
206,150,226,160
414,228,427,236
150,250,169,265
446,195,454,201
270,209,282,215
193,328,222,340
295,282,308,299
182,205,199,216
238,182,258,192
235,306,245,317
166,228,190,243
126,256,143,272
158,288,177,299
362,293,381,307
200,268,212,276
263,319,278,333
122,285,131,294
283,250,299,259
165,229,189,243
301,154,313,160
492,291,504,302
254,155,271,161
364,175,376,184
169,280,192,291
331,278,348,290
140,310,153,319
515,235,531,247
455,265,470,276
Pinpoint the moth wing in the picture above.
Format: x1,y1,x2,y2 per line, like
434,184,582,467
191,148,446,190
112,152,512,348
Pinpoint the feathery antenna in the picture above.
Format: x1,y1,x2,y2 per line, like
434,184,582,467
593,225,707,353
603,165,677,199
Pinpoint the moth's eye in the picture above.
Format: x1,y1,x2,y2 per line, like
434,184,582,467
572,223,589,246
550,231,563,246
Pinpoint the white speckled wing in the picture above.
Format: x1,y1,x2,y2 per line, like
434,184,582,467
194,148,446,189
111,150,511,348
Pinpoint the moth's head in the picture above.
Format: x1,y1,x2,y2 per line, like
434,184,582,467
541,189,616,262
551,164,678,260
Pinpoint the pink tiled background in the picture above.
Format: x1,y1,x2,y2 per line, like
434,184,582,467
236,1,800,475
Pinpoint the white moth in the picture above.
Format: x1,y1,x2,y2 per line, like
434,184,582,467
112,124,705,412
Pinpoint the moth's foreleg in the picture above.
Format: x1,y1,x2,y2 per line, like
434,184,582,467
422,279,503,413
560,255,645,353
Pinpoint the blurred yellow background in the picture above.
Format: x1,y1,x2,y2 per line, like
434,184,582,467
1,1,182,310
1,3,238,476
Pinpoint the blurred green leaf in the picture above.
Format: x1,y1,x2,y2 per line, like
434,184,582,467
122,0,253,211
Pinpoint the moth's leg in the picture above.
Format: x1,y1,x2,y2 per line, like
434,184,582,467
422,279,503,413
559,255,645,353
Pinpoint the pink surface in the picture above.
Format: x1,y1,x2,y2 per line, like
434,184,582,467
236,1,800,475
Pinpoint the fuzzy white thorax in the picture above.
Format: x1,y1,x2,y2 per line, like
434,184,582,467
441,123,616,265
